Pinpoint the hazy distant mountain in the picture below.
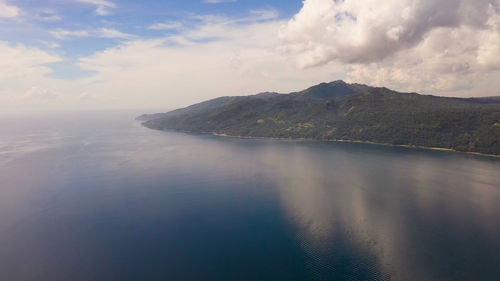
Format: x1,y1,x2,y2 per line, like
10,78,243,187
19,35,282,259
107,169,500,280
139,81,500,155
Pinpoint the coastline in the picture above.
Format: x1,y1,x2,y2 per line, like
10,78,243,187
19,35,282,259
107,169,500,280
141,124,500,159
209,132,500,159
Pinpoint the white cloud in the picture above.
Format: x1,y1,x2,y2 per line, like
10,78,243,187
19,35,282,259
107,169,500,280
148,22,182,31
51,28,133,40
40,41,61,49
98,28,134,39
279,0,500,93
248,9,280,21
74,15,344,110
51,29,90,39
344,26,483,93
0,42,61,80
0,42,63,110
3,4,500,114
190,8,279,25
280,0,500,66
0,41,114,113
77,0,116,16
0,0,20,18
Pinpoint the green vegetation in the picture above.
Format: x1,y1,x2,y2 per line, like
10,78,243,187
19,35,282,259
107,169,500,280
141,81,500,155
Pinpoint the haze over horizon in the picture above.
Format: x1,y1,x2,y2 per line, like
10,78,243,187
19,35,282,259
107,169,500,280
2,0,500,113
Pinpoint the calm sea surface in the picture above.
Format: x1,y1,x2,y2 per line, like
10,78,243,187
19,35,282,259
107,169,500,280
0,111,499,281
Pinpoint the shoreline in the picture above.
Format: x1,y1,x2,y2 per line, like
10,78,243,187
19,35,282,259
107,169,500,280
142,124,500,159
209,132,500,159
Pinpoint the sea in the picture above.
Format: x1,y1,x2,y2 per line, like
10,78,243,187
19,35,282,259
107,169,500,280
0,110,499,281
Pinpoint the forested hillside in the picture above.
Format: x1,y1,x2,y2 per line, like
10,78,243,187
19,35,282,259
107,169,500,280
140,81,500,155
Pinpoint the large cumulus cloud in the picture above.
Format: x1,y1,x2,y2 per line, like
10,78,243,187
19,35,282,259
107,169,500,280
280,0,499,67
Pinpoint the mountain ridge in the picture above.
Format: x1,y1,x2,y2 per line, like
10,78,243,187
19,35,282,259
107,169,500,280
139,81,500,155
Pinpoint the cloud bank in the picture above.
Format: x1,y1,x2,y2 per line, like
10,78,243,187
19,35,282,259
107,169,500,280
2,1,500,113
280,0,499,66
279,0,500,93
1,10,343,113
0,42,64,110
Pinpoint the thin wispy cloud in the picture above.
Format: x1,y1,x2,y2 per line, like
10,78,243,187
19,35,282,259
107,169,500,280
50,29,90,39
39,14,61,21
35,9,62,21
51,28,133,40
148,22,182,31
77,0,116,16
248,9,280,21
40,41,61,49
189,8,279,25
99,28,134,39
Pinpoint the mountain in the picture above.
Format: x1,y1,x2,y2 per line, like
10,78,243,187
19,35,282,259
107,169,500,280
139,81,500,155
136,92,280,121
291,80,371,99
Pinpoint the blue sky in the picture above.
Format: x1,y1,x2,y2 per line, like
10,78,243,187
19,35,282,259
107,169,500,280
1,0,499,113
2,0,303,49
1,0,303,79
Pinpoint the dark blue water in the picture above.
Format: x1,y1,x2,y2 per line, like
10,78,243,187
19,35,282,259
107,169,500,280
0,111,499,281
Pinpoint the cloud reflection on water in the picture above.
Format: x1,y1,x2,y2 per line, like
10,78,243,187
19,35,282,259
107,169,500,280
259,143,500,280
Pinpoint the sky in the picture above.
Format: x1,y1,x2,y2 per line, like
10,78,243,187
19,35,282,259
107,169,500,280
1,0,500,113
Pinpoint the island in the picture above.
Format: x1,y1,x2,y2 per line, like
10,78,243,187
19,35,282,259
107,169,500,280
138,81,500,156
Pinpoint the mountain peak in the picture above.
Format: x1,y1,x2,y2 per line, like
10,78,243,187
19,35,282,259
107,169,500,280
329,80,348,85
296,80,371,99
